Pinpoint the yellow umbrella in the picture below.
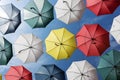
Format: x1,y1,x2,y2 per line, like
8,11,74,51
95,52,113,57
45,28,76,60
0,74,2,80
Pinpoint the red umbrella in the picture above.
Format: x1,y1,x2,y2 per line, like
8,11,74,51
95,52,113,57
5,66,32,80
76,24,110,56
86,0,120,16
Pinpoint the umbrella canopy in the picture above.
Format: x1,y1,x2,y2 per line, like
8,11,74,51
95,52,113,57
66,60,98,80
0,3,21,34
23,0,54,28
86,0,120,16
55,0,85,24
110,15,120,44
76,24,110,56
5,66,32,80
0,74,2,80
35,64,65,80
45,28,76,60
14,33,43,63
97,50,120,80
0,36,13,65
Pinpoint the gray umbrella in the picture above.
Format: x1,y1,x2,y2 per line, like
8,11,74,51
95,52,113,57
35,64,65,80
0,3,21,34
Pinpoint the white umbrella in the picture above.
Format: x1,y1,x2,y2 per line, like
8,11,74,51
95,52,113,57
55,0,85,24
110,15,120,44
66,60,98,80
14,34,43,63
0,3,21,34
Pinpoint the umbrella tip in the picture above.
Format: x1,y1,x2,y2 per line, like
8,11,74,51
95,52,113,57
50,75,54,78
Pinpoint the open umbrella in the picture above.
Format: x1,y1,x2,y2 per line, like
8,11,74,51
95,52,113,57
0,74,2,80
14,33,43,63
66,60,98,80
0,36,13,65
86,0,120,16
0,3,21,34
23,0,54,28
5,66,32,80
55,0,85,24
35,64,65,80
97,50,120,80
45,28,76,60
76,24,110,56
110,15,120,44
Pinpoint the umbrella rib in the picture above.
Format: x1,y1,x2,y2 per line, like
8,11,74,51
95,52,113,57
76,35,91,39
72,0,85,10
101,56,114,65
41,7,53,14
56,9,70,19
105,68,115,80
5,75,20,78
73,74,81,80
56,46,62,59
71,10,82,20
61,27,65,43
67,71,80,74
95,32,109,38
21,35,31,45
12,67,22,76
74,63,82,73
0,17,9,20
53,71,64,76
85,27,92,38
14,43,29,47
62,45,70,58
24,49,31,63
87,41,92,56
53,31,61,42
22,73,31,78
31,49,37,62
92,25,98,39
77,40,91,48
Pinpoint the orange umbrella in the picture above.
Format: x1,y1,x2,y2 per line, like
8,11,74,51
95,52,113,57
5,66,32,80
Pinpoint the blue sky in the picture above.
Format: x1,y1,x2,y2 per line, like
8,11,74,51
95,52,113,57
0,0,120,80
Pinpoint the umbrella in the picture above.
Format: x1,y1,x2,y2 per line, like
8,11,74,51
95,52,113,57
76,24,110,56
0,74,2,80
0,36,13,65
86,0,120,16
0,3,21,34
97,50,120,80
66,60,98,80
14,33,43,63
5,66,32,80
35,64,65,80
110,15,120,44
45,28,76,60
55,0,85,24
23,0,54,28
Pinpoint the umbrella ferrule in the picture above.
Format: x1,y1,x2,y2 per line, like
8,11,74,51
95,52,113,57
55,43,63,46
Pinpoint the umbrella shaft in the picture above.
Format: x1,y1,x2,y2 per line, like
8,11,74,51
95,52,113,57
63,1,72,11
30,7,41,16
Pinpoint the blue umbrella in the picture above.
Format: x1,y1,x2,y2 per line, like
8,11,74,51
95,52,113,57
35,64,65,80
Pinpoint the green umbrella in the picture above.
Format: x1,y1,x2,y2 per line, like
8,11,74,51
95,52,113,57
97,50,120,80
23,0,54,28
0,36,13,65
